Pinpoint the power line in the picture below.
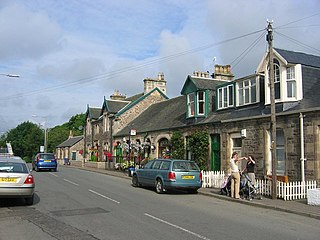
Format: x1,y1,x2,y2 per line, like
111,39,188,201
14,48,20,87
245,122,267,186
276,12,320,29
230,32,265,70
274,30,320,55
0,28,265,102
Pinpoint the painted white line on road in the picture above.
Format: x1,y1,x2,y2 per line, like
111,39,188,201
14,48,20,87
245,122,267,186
144,213,211,240
49,172,59,177
63,178,79,186
88,189,120,204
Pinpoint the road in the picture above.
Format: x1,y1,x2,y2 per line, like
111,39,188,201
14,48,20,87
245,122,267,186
0,166,319,240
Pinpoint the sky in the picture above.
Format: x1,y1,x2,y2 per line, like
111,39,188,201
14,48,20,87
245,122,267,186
0,0,319,133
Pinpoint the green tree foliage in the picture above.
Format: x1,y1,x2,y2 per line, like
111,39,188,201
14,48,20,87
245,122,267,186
1,113,86,160
47,113,86,153
47,124,69,153
187,130,209,170
5,121,43,162
170,131,185,159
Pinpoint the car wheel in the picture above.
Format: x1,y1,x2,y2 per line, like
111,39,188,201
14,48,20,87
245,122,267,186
25,195,34,206
155,179,164,194
132,175,139,187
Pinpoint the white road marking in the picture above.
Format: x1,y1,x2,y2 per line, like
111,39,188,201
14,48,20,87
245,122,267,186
49,172,58,177
63,178,79,186
88,189,120,204
144,213,211,240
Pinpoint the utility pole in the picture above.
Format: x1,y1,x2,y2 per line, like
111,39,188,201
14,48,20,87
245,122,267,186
267,21,277,199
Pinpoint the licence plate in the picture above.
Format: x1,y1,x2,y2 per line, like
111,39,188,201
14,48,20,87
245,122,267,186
182,175,195,179
44,160,51,162
0,177,17,183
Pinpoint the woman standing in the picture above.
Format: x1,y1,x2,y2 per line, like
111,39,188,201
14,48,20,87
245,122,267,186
246,155,256,185
230,152,247,199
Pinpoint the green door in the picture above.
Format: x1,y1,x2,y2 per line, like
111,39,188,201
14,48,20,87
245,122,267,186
211,134,221,171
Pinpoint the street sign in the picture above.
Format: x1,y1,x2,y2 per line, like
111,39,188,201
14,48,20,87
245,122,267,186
130,129,136,136
40,146,44,153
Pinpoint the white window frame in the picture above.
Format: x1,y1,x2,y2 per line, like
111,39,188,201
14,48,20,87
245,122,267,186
274,59,281,100
237,78,257,106
286,66,296,98
197,91,205,115
217,85,234,109
187,93,195,117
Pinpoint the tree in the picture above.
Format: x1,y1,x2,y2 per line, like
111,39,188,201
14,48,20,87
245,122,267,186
5,121,43,162
170,131,185,159
1,113,86,160
187,130,209,170
47,113,86,153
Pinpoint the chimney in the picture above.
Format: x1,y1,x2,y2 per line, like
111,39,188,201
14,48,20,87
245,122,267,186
144,72,167,95
213,64,234,81
192,71,210,78
69,130,73,139
110,90,126,101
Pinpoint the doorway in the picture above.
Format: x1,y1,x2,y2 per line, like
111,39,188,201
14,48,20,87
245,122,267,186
211,134,221,171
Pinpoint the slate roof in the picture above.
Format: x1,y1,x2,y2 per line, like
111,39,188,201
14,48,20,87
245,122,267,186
105,100,130,114
275,48,320,68
181,75,229,94
56,136,83,148
115,95,186,135
86,107,101,120
126,93,144,102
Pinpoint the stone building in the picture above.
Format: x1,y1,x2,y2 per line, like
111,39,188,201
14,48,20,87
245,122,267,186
83,73,168,162
56,134,84,164
113,49,320,183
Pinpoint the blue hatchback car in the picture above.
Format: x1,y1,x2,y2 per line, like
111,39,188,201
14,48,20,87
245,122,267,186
132,159,202,194
32,153,57,172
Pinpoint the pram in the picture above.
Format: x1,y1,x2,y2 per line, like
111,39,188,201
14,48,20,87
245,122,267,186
239,173,261,200
220,173,261,200
220,174,231,196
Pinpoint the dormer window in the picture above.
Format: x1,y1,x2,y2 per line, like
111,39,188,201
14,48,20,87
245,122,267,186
237,78,257,106
274,59,281,100
187,91,207,117
198,91,205,115
187,93,195,117
217,85,234,110
286,66,296,98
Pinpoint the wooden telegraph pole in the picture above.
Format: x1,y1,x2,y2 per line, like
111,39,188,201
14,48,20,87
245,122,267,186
267,21,277,199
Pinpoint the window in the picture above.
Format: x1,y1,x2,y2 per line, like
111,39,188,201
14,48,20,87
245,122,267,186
160,161,170,170
276,129,285,175
274,59,281,100
217,85,234,109
152,160,161,169
187,93,195,117
197,91,205,115
238,78,257,106
286,66,296,98
103,115,109,132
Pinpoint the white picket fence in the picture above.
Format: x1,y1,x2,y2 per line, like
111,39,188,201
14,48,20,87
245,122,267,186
201,170,318,201
201,171,225,188
256,179,318,201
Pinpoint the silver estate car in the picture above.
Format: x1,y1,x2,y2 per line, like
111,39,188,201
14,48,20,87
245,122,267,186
132,159,202,194
0,156,35,205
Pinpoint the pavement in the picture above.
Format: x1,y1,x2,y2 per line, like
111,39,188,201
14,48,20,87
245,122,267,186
63,163,320,220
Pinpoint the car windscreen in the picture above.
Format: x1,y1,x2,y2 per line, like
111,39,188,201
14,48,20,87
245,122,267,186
40,154,55,160
172,161,200,171
0,162,28,173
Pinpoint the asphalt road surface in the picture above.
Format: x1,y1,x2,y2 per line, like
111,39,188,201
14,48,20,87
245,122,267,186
0,166,319,240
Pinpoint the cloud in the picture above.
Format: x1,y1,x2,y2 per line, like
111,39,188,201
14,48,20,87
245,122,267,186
0,3,63,61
